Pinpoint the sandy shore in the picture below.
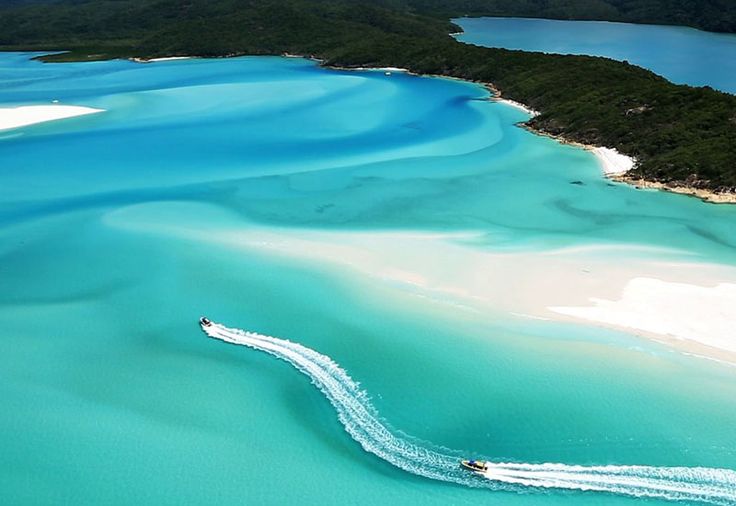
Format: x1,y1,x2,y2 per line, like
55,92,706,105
484,85,636,178
353,66,409,72
0,104,103,131
526,128,735,203
478,77,733,204
590,146,636,175
494,97,540,117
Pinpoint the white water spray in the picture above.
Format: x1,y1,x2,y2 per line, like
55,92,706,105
202,320,736,505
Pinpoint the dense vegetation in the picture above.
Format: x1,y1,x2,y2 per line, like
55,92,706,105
1,0,735,193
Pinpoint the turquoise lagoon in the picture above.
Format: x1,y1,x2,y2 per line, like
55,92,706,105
1,54,736,505
454,17,736,94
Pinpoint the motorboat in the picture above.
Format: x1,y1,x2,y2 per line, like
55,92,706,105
460,459,488,473
199,316,212,327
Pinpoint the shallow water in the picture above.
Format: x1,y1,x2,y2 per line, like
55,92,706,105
453,17,736,94
1,54,735,505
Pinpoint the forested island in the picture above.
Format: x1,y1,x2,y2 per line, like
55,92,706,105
1,0,735,198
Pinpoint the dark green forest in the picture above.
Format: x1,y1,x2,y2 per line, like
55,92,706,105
1,0,735,193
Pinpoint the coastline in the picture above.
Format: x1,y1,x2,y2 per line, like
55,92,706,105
611,175,736,204
494,97,540,117
322,65,638,180
481,83,736,204
590,146,635,175
485,84,637,179
534,126,736,203
524,124,736,203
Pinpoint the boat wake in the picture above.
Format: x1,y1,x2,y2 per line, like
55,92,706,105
201,320,736,504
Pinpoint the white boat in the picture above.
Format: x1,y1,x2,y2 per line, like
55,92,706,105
460,459,487,473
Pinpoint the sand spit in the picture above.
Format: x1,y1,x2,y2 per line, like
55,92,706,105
0,104,103,131
550,277,736,357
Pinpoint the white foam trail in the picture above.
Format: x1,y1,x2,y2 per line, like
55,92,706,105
202,320,736,504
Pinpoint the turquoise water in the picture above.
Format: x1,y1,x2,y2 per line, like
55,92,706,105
200,321,736,503
453,17,736,94
1,54,736,505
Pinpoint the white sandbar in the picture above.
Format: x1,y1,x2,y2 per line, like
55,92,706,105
0,105,104,131
103,200,736,364
550,278,736,354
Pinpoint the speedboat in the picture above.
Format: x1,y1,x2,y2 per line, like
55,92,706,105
199,316,212,327
460,459,488,473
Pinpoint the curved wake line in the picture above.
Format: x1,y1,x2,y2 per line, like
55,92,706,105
202,320,736,504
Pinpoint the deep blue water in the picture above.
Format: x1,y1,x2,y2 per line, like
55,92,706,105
454,17,736,94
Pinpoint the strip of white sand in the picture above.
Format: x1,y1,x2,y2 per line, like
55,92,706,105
0,105,103,131
591,146,636,175
550,278,736,354
217,229,736,363
348,66,409,73
147,56,192,62
496,98,540,117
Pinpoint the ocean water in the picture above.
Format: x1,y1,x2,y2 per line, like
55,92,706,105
1,54,736,505
453,17,736,94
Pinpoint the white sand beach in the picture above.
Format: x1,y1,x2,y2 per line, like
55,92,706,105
0,104,103,131
131,56,193,63
492,98,635,176
591,146,636,175
496,98,540,117
146,56,193,62
226,230,736,364
243,231,736,363
346,66,409,72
